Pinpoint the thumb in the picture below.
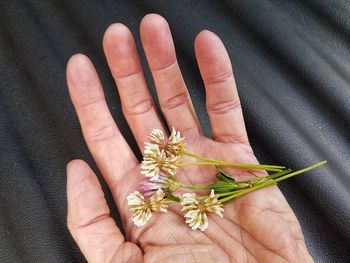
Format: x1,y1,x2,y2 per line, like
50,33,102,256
67,159,142,262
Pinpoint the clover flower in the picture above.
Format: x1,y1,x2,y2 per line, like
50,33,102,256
148,128,166,148
127,191,152,227
141,144,180,181
140,174,181,197
181,189,224,231
166,127,186,156
148,188,169,213
127,189,168,227
147,128,185,157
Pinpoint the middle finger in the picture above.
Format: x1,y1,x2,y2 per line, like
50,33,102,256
140,14,202,139
103,23,166,151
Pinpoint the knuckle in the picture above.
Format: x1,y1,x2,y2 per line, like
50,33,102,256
83,122,116,143
160,92,189,111
122,98,154,116
76,98,117,143
152,59,177,72
204,70,233,85
207,99,241,115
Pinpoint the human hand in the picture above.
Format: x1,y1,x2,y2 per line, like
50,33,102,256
66,14,313,263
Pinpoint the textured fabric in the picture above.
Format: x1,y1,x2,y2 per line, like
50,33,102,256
0,0,349,262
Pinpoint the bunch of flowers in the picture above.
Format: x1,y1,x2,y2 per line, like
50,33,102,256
127,128,326,231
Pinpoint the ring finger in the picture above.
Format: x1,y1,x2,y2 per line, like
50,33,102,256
140,14,202,139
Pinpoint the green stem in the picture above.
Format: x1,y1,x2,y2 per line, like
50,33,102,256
265,169,292,180
177,162,214,167
181,184,210,190
219,160,327,203
216,191,240,197
181,150,285,171
181,151,220,162
178,161,283,172
211,162,283,172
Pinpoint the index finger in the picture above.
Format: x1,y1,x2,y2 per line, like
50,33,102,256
66,54,138,189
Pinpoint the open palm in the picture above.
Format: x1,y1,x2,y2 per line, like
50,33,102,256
66,14,313,263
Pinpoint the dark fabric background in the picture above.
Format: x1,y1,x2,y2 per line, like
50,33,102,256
0,0,349,262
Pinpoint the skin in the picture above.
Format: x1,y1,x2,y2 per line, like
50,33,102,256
66,14,314,263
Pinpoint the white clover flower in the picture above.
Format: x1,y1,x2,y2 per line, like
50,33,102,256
148,129,166,147
184,209,209,231
204,190,225,217
146,128,185,157
181,189,224,231
141,144,164,180
127,189,168,227
166,127,186,156
162,155,181,175
148,188,169,213
127,191,152,227
141,144,180,181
